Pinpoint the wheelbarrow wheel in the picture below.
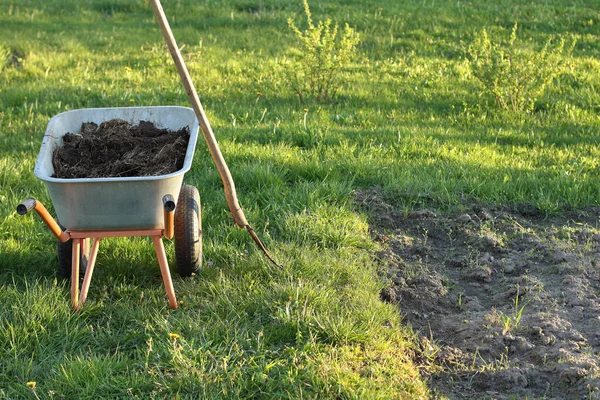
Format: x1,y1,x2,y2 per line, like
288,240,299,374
57,229,89,280
174,185,202,277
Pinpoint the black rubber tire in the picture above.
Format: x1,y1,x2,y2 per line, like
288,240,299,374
174,185,202,277
57,232,88,280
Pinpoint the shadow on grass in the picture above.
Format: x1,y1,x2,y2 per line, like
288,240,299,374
1,235,179,289
0,246,57,286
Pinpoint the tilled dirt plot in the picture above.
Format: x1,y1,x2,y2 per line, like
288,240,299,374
356,186,600,400
52,119,189,178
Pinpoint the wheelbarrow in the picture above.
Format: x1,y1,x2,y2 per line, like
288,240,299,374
16,0,279,311
17,106,202,311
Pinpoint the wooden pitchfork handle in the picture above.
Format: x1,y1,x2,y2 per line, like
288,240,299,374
150,0,281,268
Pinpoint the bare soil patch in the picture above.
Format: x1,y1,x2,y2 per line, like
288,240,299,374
52,119,189,178
356,186,600,400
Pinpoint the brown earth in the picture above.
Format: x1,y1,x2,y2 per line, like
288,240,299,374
355,186,600,400
52,119,189,178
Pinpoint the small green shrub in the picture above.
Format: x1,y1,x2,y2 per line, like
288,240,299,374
467,23,575,113
286,0,360,103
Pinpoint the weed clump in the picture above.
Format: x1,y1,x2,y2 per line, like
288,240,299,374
0,43,10,72
286,0,359,103
467,23,575,113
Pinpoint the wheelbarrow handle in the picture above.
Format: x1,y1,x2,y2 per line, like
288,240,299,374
16,198,37,215
16,198,70,242
162,194,175,240
162,194,175,212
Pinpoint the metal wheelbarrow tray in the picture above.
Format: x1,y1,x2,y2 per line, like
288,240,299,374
17,106,203,310
36,106,199,230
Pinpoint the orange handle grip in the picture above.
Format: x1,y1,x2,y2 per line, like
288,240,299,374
162,194,175,240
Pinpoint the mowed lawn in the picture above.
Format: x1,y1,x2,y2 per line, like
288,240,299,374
1,0,599,398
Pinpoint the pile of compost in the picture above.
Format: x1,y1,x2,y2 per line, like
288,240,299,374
52,119,189,178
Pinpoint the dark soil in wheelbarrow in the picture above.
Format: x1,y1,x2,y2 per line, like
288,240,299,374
52,119,189,178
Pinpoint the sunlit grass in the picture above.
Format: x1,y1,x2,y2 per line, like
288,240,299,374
1,0,599,397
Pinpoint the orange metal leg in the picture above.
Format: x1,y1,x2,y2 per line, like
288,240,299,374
152,236,178,309
71,238,81,311
79,238,101,306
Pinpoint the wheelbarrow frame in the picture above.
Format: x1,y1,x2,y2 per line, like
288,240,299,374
17,196,179,311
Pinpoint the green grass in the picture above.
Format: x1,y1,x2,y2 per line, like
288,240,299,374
1,0,599,397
